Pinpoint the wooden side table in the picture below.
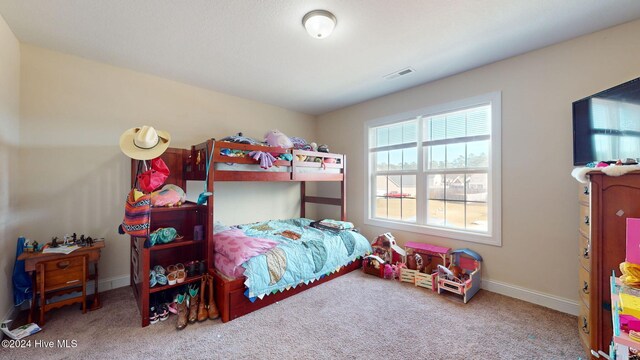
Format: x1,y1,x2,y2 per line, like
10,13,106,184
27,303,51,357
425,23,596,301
17,241,105,323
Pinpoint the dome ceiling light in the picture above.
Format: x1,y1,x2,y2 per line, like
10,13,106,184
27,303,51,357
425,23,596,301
302,10,337,39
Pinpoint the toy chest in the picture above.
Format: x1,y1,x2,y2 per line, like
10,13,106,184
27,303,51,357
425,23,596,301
414,271,438,291
400,268,418,283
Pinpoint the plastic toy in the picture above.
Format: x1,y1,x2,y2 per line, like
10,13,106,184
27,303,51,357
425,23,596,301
437,248,482,303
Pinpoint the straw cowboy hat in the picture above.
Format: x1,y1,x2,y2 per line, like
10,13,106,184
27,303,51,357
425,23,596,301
119,126,171,160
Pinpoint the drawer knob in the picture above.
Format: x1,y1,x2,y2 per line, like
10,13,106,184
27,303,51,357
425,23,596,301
582,317,589,334
583,247,590,259
584,216,590,225
583,186,589,195
582,281,589,294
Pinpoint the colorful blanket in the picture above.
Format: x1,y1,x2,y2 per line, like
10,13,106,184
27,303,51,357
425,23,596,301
237,218,371,299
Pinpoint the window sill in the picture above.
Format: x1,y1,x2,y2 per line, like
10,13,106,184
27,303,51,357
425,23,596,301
364,218,501,247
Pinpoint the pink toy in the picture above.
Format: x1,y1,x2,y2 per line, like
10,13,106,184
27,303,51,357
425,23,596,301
264,130,293,149
627,218,640,264
384,264,394,279
620,314,640,332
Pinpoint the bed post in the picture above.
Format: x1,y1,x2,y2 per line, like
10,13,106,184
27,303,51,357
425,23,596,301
207,139,215,273
300,181,306,218
341,155,346,221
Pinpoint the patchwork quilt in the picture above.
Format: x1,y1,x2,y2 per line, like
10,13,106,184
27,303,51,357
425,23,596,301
223,218,371,299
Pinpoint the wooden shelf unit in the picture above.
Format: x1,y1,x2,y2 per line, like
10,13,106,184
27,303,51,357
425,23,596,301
129,147,212,327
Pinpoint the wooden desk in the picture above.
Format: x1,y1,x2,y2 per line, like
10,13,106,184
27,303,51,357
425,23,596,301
17,241,105,322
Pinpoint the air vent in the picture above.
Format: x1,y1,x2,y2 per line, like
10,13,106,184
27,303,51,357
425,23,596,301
384,67,415,80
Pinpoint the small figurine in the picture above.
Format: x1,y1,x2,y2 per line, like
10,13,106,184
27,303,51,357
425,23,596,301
86,236,94,247
72,233,77,243
32,241,39,252
50,237,59,248
79,234,85,245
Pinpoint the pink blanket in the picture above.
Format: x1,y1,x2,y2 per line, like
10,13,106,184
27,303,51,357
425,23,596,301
214,253,246,279
214,228,278,266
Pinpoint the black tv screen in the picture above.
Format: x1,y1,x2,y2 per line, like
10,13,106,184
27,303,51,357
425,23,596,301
573,77,640,166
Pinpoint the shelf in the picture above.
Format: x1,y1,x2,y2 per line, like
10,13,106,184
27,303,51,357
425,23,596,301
150,202,206,213
149,239,204,251
149,274,203,293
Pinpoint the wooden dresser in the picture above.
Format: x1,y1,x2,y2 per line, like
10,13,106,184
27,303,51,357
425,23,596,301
578,172,640,356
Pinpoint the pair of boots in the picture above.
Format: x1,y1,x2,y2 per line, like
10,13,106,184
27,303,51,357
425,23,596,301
177,274,219,330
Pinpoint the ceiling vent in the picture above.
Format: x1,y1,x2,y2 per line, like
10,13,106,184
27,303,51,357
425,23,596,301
384,67,415,80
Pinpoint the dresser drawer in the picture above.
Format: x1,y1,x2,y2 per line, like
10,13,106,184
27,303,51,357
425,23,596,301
579,303,590,339
578,183,590,204
579,204,590,236
578,266,590,308
578,233,590,271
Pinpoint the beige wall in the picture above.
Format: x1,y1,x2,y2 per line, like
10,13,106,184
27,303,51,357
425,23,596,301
317,19,640,305
0,14,20,318
18,45,316,284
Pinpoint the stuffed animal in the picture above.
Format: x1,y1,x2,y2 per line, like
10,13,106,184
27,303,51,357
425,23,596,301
289,136,308,149
264,130,293,148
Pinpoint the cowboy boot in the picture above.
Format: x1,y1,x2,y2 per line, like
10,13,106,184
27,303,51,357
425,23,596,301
208,273,219,320
176,293,188,330
187,285,199,323
197,275,208,322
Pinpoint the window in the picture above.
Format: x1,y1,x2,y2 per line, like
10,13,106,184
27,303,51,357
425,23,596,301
365,92,501,245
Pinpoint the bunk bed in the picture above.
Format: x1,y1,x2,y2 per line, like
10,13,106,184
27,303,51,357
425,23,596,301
185,138,364,322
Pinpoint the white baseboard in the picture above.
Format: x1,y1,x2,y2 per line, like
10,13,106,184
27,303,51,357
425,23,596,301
89,274,130,293
481,279,579,316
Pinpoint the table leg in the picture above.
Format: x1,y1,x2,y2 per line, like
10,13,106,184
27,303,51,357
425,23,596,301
28,272,36,324
89,262,101,310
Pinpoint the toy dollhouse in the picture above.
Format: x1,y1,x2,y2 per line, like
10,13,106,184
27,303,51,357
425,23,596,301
437,248,483,303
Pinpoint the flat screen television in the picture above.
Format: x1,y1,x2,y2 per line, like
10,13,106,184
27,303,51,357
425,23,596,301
573,77,640,166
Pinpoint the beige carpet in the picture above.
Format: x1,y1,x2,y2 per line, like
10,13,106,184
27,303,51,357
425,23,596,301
2,271,584,359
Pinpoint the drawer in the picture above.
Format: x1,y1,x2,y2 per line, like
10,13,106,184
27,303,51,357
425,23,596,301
578,266,590,308
578,233,591,271
579,303,590,339
578,183,590,204
579,204,590,236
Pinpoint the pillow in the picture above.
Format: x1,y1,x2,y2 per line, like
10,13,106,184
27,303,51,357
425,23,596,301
214,229,278,266
213,221,231,234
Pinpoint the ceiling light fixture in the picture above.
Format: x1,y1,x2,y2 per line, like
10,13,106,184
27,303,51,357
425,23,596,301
302,10,336,39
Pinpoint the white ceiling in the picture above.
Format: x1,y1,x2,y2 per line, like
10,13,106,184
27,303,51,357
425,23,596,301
1,1,640,115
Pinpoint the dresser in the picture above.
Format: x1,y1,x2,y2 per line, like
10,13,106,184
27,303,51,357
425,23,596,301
578,172,640,356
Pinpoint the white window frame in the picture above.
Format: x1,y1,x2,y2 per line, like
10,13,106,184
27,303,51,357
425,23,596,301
364,91,502,246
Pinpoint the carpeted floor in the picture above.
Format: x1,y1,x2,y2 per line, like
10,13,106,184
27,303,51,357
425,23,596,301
2,271,584,359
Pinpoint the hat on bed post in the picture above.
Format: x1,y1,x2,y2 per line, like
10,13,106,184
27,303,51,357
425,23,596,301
119,126,171,160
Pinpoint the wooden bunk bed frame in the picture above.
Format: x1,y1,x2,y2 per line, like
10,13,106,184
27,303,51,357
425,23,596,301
185,139,360,322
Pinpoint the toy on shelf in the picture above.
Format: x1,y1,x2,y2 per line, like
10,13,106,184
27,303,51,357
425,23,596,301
437,248,483,303
401,242,451,291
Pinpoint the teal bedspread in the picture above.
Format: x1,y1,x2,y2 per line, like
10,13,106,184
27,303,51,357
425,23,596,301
238,218,371,299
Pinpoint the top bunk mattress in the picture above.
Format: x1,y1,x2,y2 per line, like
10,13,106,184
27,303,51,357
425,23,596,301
214,162,340,173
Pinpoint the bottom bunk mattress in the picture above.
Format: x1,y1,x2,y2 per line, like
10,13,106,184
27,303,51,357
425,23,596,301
214,218,372,299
